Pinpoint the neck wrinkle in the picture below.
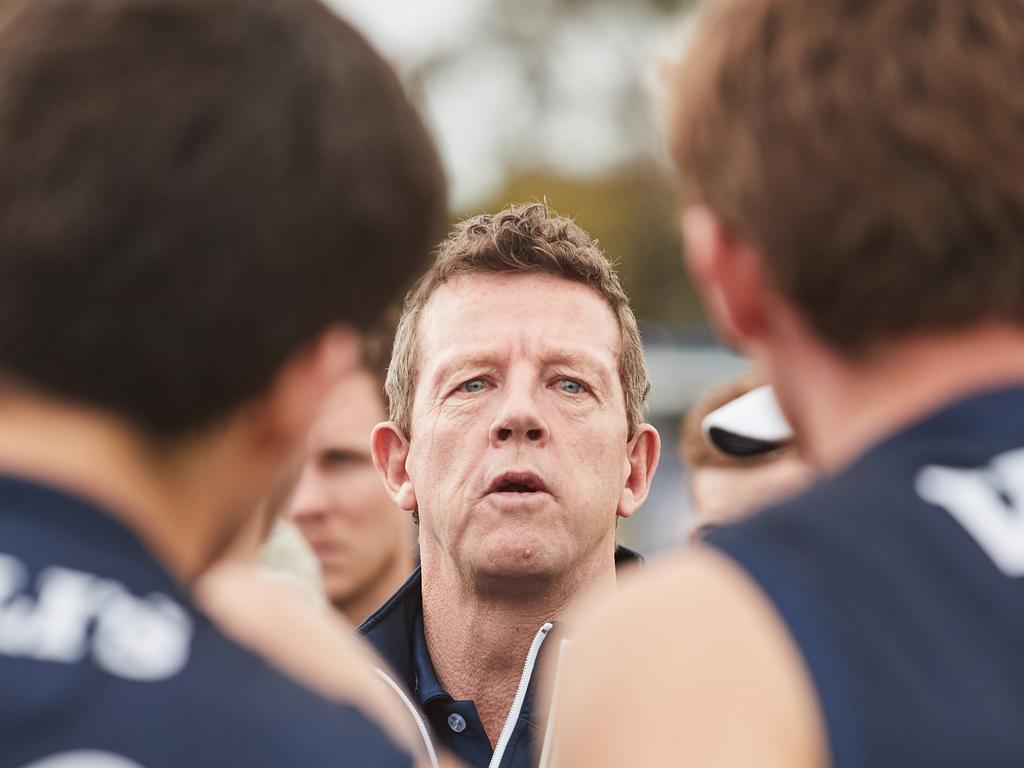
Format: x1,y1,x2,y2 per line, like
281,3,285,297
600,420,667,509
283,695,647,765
418,539,618,746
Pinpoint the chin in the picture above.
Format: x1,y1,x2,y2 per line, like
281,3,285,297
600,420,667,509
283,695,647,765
325,574,359,602
472,540,564,583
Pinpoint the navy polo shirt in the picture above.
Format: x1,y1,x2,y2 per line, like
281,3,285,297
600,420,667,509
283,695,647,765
410,610,552,767
0,473,412,768
360,547,642,768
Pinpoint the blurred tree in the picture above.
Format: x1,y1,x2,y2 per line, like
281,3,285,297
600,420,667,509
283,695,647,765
409,0,694,183
371,0,707,331
466,161,705,329
554,0,690,10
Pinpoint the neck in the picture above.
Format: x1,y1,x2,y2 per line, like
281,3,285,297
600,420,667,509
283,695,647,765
419,540,618,747
336,546,415,627
0,389,258,585
768,323,1024,473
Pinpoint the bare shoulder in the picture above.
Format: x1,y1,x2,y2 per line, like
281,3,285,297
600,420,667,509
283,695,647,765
195,563,428,762
550,548,828,768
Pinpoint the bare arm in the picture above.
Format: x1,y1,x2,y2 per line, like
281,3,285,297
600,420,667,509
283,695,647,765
196,562,445,768
548,548,828,768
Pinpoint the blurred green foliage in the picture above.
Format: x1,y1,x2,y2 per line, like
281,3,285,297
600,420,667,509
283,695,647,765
554,0,691,11
420,0,706,331
461,161,706,328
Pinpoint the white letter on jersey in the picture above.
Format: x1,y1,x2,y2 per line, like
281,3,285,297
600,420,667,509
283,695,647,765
0,553,27,603
19,751,146,768
0,567,115,660
916,447,1024,577
92,593,191,681
0,555,192,680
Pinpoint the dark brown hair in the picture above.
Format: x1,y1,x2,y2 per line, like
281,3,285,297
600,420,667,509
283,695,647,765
362,307,400,395
0,0,445,436
386,202,650,439
670,0,1024,355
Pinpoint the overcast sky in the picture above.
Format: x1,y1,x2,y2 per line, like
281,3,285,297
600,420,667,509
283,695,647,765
325,0,684,209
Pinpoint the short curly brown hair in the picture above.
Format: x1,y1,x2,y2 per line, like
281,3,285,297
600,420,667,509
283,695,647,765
669,0,1024,355
385,202,650,439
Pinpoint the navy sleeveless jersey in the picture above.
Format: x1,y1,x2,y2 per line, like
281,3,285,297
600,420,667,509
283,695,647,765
707,386,1024,768
0,474,411,768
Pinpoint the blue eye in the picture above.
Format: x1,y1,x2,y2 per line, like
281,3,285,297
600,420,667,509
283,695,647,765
461,378,486,393
560,379,583,394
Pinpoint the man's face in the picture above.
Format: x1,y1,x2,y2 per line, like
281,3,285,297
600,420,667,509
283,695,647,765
689,453,812,541
285,370,410,606
404,272,635,584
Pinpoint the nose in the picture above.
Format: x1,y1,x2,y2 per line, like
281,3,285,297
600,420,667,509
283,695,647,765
489,374,549,447
283,465,330,525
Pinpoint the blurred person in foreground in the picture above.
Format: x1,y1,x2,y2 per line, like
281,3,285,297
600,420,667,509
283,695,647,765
553,1,1024,765
285,333,417,626
0,0,445,765
362,203,661,768
200,401,451,765
200,457,439,765
201,332,432,763
210,476,327,609
681,373,811,542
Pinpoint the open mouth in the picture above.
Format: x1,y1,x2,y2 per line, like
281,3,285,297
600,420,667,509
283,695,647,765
488,471,549,495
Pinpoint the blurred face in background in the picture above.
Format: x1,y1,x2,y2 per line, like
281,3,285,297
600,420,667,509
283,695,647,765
681,375,814,543
688,450,813,542
285,369,414,625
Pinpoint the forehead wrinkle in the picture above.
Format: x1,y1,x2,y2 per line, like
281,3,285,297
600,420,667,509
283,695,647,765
539,346,614,378
430,342,615,385
428,349,509,389
412,272,626,408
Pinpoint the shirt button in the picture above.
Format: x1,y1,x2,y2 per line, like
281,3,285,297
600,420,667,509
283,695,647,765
447,713,467,733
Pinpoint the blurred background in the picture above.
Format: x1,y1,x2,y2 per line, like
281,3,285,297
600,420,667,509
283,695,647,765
328,0,752,554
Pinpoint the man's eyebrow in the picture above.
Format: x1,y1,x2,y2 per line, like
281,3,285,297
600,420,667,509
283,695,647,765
426,348,616,391
429,352,504,386
542,349,614,380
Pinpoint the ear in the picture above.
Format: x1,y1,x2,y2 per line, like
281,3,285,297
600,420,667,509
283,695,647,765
682,206,770,349
617,424,661,519
253,325,361,457
371,422,418,511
